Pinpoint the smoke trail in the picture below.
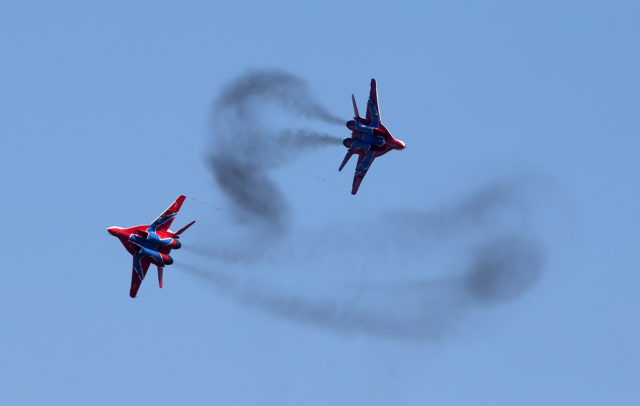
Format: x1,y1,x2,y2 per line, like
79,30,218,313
199,69,547,341
181,235,543,340
210,70,343,229
465,236,544,304
275,129,342,149
217,69,344,125
209,154,287,228
186,180,545,340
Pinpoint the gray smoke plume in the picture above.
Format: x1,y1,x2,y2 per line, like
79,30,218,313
276,129,342,149
217,70,344,125
186,180,546,340
198,70,547,341
210,70,343,229
464,236,544,305
209,154,286,228
181,235,543,341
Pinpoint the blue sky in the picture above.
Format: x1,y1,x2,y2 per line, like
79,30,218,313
1,1,639,404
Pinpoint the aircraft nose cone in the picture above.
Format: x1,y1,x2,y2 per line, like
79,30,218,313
107,227,119,237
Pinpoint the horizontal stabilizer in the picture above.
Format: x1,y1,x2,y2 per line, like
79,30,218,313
339,150,355,172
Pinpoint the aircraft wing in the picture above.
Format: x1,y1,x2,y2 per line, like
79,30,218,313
365,78,380,124
130,253,152,298
351,153,374,195
147,195,186,233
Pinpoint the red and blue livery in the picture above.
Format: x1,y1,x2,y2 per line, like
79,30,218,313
339,79,406,195
107,195,195,298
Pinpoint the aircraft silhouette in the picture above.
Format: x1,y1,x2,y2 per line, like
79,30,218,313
339,79,406,195
107,195,195,298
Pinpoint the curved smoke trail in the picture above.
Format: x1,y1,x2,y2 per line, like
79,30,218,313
197,69,546,341
209,69,342,231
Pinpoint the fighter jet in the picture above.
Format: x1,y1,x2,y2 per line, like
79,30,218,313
107,195,195,298
339,79,406,195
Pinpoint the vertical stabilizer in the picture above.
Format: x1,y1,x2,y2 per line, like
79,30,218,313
351,94,360,119
174,220,196,236
157,266,163,288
